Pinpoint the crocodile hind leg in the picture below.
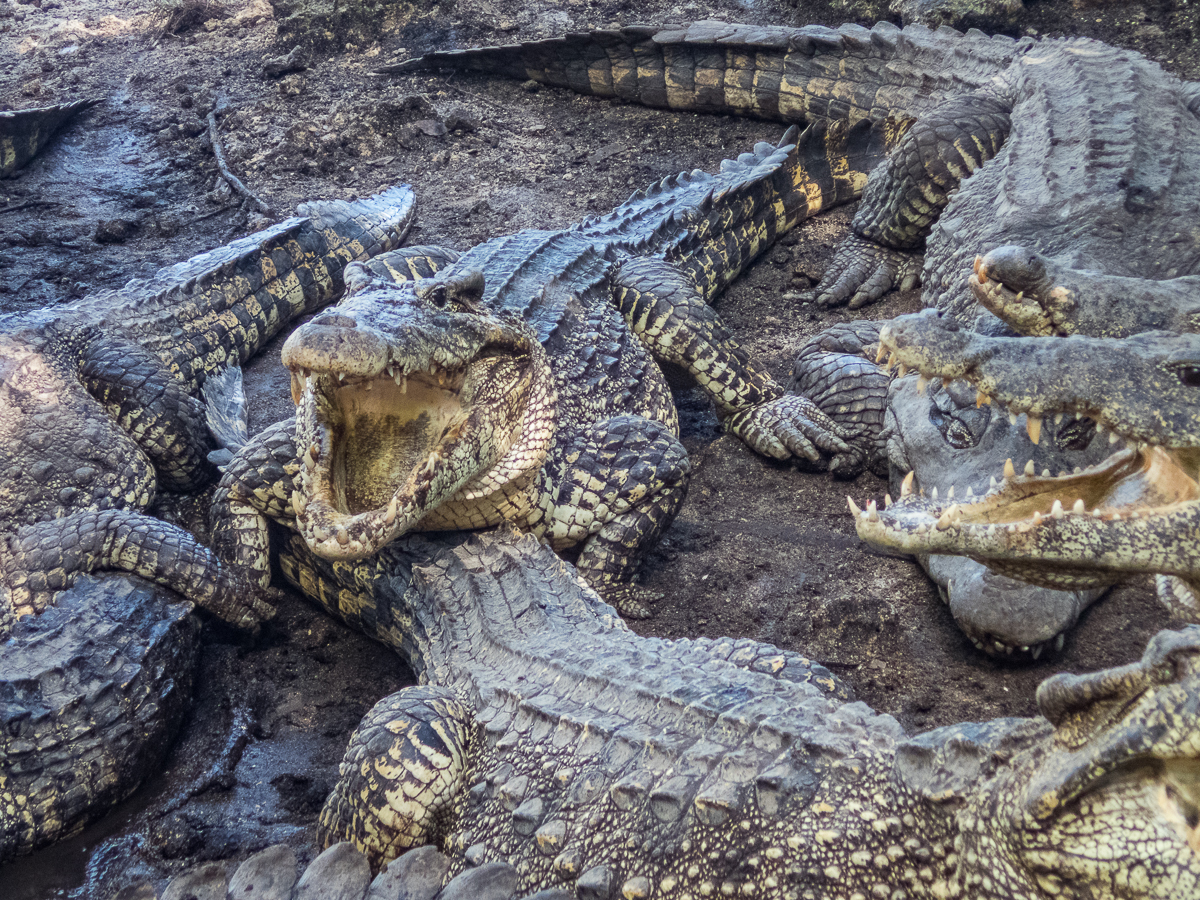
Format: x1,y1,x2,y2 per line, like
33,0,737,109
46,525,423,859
533,414,690,618
75,333,215,492
318,685,474,872
812,93,1011,309
0,508,274,634
613,256,854,472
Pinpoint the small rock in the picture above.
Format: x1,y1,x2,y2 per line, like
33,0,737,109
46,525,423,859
414,120,447,138
161,862,227,900
436,862,519,900
94,219,138,243
295,842,372,900
228,844,299,900
263,47,307,79
367,845,451,900
443,110,478,133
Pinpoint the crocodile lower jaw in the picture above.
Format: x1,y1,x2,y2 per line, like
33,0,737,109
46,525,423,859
290,354,533,560
853,444,1200,585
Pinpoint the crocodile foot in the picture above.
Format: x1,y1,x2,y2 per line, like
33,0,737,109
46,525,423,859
592,579,659,619
727,394,853,467
809,233,922,309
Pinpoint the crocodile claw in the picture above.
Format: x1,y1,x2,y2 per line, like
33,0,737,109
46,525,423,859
809,234,923,309
728,395,853,467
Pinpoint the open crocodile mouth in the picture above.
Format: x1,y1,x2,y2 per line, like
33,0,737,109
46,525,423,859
854,325,1200,587
288,343,552,561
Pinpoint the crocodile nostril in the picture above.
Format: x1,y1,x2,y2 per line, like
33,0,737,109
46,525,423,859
317,314,358,329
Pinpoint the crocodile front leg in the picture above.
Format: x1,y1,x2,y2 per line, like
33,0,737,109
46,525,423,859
790,321,891,476
318,685,475,872
210,417,303,590
530,414,690,618
69,329,215,492
0,508,274,634
813,92,1011,309
614,257,853,470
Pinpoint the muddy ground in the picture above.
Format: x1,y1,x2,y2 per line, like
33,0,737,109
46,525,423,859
2,0,1198,896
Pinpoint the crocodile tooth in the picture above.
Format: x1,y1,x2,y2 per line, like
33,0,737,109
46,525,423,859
965,486,974,498
916,374,929,394
884,494,893,508
901,471,915,497
1092,508,1102,517
1030,643,1043,660
313,525,331,543
1054,413,1063,425
946,485,955,500
1109,431,1120,444
1111,512,1121,521
875,342,888,364
972,638,985,650
897,363,908,378
384,495,399,525
973,254,985,279
976,389,990,408
335,528,350,546
1096,421,1107,435
1051,499,1064,518
847,496,862,517
1074,466,1082,474
1003,458,1015,480
1022,459,1035,476
1055,634,1065,651
292,492,307,516
867,500,879,522
1129,511,1140,519
931,486,939,501
337,372,345,382
885,351,897,371
1026,415,1041,445
1072,499,1086,514
1032,511,1043,525
989,475,998,489
914,523,929,534
1042,469,1050,478
290,373,303,405
1014,290,1024,303
1008,411,1019,426
994,641,1007,654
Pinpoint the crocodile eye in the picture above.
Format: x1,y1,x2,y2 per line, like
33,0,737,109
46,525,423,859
1055,417,1096,452
1178,366,1200,387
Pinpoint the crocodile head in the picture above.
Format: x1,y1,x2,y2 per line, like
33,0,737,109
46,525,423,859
281,264,555,560
882,374,1113,657
968,245,1200,339
901,626,1200,897
854,312,1200,609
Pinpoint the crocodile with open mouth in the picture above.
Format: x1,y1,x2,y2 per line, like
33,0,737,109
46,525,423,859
213,124,896,615
855,311,1200,621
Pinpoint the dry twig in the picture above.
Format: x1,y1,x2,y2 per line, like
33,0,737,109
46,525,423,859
206,110,273,217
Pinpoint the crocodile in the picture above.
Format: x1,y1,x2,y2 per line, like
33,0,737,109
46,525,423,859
211,125,894,616
1,575,198,863
0,99,101,178
388,19,1200,652
792,322,1114,657
855,311,1200,620
385,20,1200,321
0,185,415,638
203,528,1200,900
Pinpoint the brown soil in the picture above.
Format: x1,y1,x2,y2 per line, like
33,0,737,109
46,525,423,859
1,0,1196,896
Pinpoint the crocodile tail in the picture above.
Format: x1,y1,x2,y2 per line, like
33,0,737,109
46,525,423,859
673,117,906,299
0,97,102,178
107,185,417,392
381,21,1028,125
